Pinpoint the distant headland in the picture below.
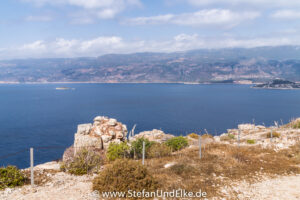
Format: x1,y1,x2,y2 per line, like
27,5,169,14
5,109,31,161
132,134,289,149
253,79,300,89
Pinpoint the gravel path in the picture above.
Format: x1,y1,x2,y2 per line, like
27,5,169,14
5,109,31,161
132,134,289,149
0,172,97,200
226,175,300,200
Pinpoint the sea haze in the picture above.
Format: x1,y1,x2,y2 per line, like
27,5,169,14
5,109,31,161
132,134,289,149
0,83,300,168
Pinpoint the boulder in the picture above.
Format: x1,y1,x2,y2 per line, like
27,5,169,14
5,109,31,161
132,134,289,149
132,129,174,143
77,123,92,135
74,133,103,154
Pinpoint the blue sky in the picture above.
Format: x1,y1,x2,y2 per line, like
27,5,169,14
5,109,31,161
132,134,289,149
1,0,300,59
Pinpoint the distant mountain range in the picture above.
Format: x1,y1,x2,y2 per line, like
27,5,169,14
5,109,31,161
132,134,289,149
1,46,300,83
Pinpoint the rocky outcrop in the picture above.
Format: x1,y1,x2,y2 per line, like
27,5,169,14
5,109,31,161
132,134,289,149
72,116,128,154
131,129,174,143
217,123,300,150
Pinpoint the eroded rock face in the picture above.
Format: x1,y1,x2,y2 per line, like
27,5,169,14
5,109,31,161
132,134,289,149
73,116,128,154
132,129,174,143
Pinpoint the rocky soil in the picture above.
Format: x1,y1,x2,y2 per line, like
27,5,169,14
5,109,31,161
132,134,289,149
223,175,300,200
0,162,97,200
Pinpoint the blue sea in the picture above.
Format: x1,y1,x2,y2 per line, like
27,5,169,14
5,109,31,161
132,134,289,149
0,83,300,168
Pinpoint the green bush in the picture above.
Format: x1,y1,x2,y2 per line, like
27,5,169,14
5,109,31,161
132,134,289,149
247,139,256,144
228,133,235,139
131,138,154,159
93,159,159,195
107,142,130,161
147,143,172,158
165,136,188,152
266,132,280,138
60,148,102,175
0,166,26,190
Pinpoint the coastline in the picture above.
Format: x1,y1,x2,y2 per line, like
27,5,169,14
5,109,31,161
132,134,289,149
0,81,254,85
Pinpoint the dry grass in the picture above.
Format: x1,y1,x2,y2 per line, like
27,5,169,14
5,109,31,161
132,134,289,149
202,134,214,139
144,143,300,199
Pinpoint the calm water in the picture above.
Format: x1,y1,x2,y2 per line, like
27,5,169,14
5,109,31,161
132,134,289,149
0,83,300,168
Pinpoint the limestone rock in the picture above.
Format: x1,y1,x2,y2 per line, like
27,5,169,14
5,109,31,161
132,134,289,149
77,124,92,135
74,133,103,154
132,129,174,143
238,124,255,130
256,125,266,130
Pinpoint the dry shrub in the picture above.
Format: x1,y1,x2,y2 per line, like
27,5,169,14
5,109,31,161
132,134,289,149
147,143,172,158
285,118,300,129
62,146,74,163
281,142,300,164
60,148,103,175
93,159,159,195
187,133,199,139
169,164,196,176
266,131,280,138
220,133,235,141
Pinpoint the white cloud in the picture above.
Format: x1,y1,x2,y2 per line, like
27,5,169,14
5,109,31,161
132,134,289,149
18,40,46,51
2,34,300,59
22,0,141,19
125,9,259,27
271,10,300,19
185,0,300,7
25,15,53,22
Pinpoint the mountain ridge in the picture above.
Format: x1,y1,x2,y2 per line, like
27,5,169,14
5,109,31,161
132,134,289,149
1,46,300,83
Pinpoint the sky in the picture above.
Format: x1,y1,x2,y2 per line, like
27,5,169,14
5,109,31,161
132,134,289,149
1,0,300,59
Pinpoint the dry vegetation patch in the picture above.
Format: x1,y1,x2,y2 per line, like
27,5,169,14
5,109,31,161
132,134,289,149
284,118,300,129
144,143,300,198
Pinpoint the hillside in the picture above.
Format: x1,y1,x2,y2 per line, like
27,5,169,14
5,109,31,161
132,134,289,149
1,46,300,83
